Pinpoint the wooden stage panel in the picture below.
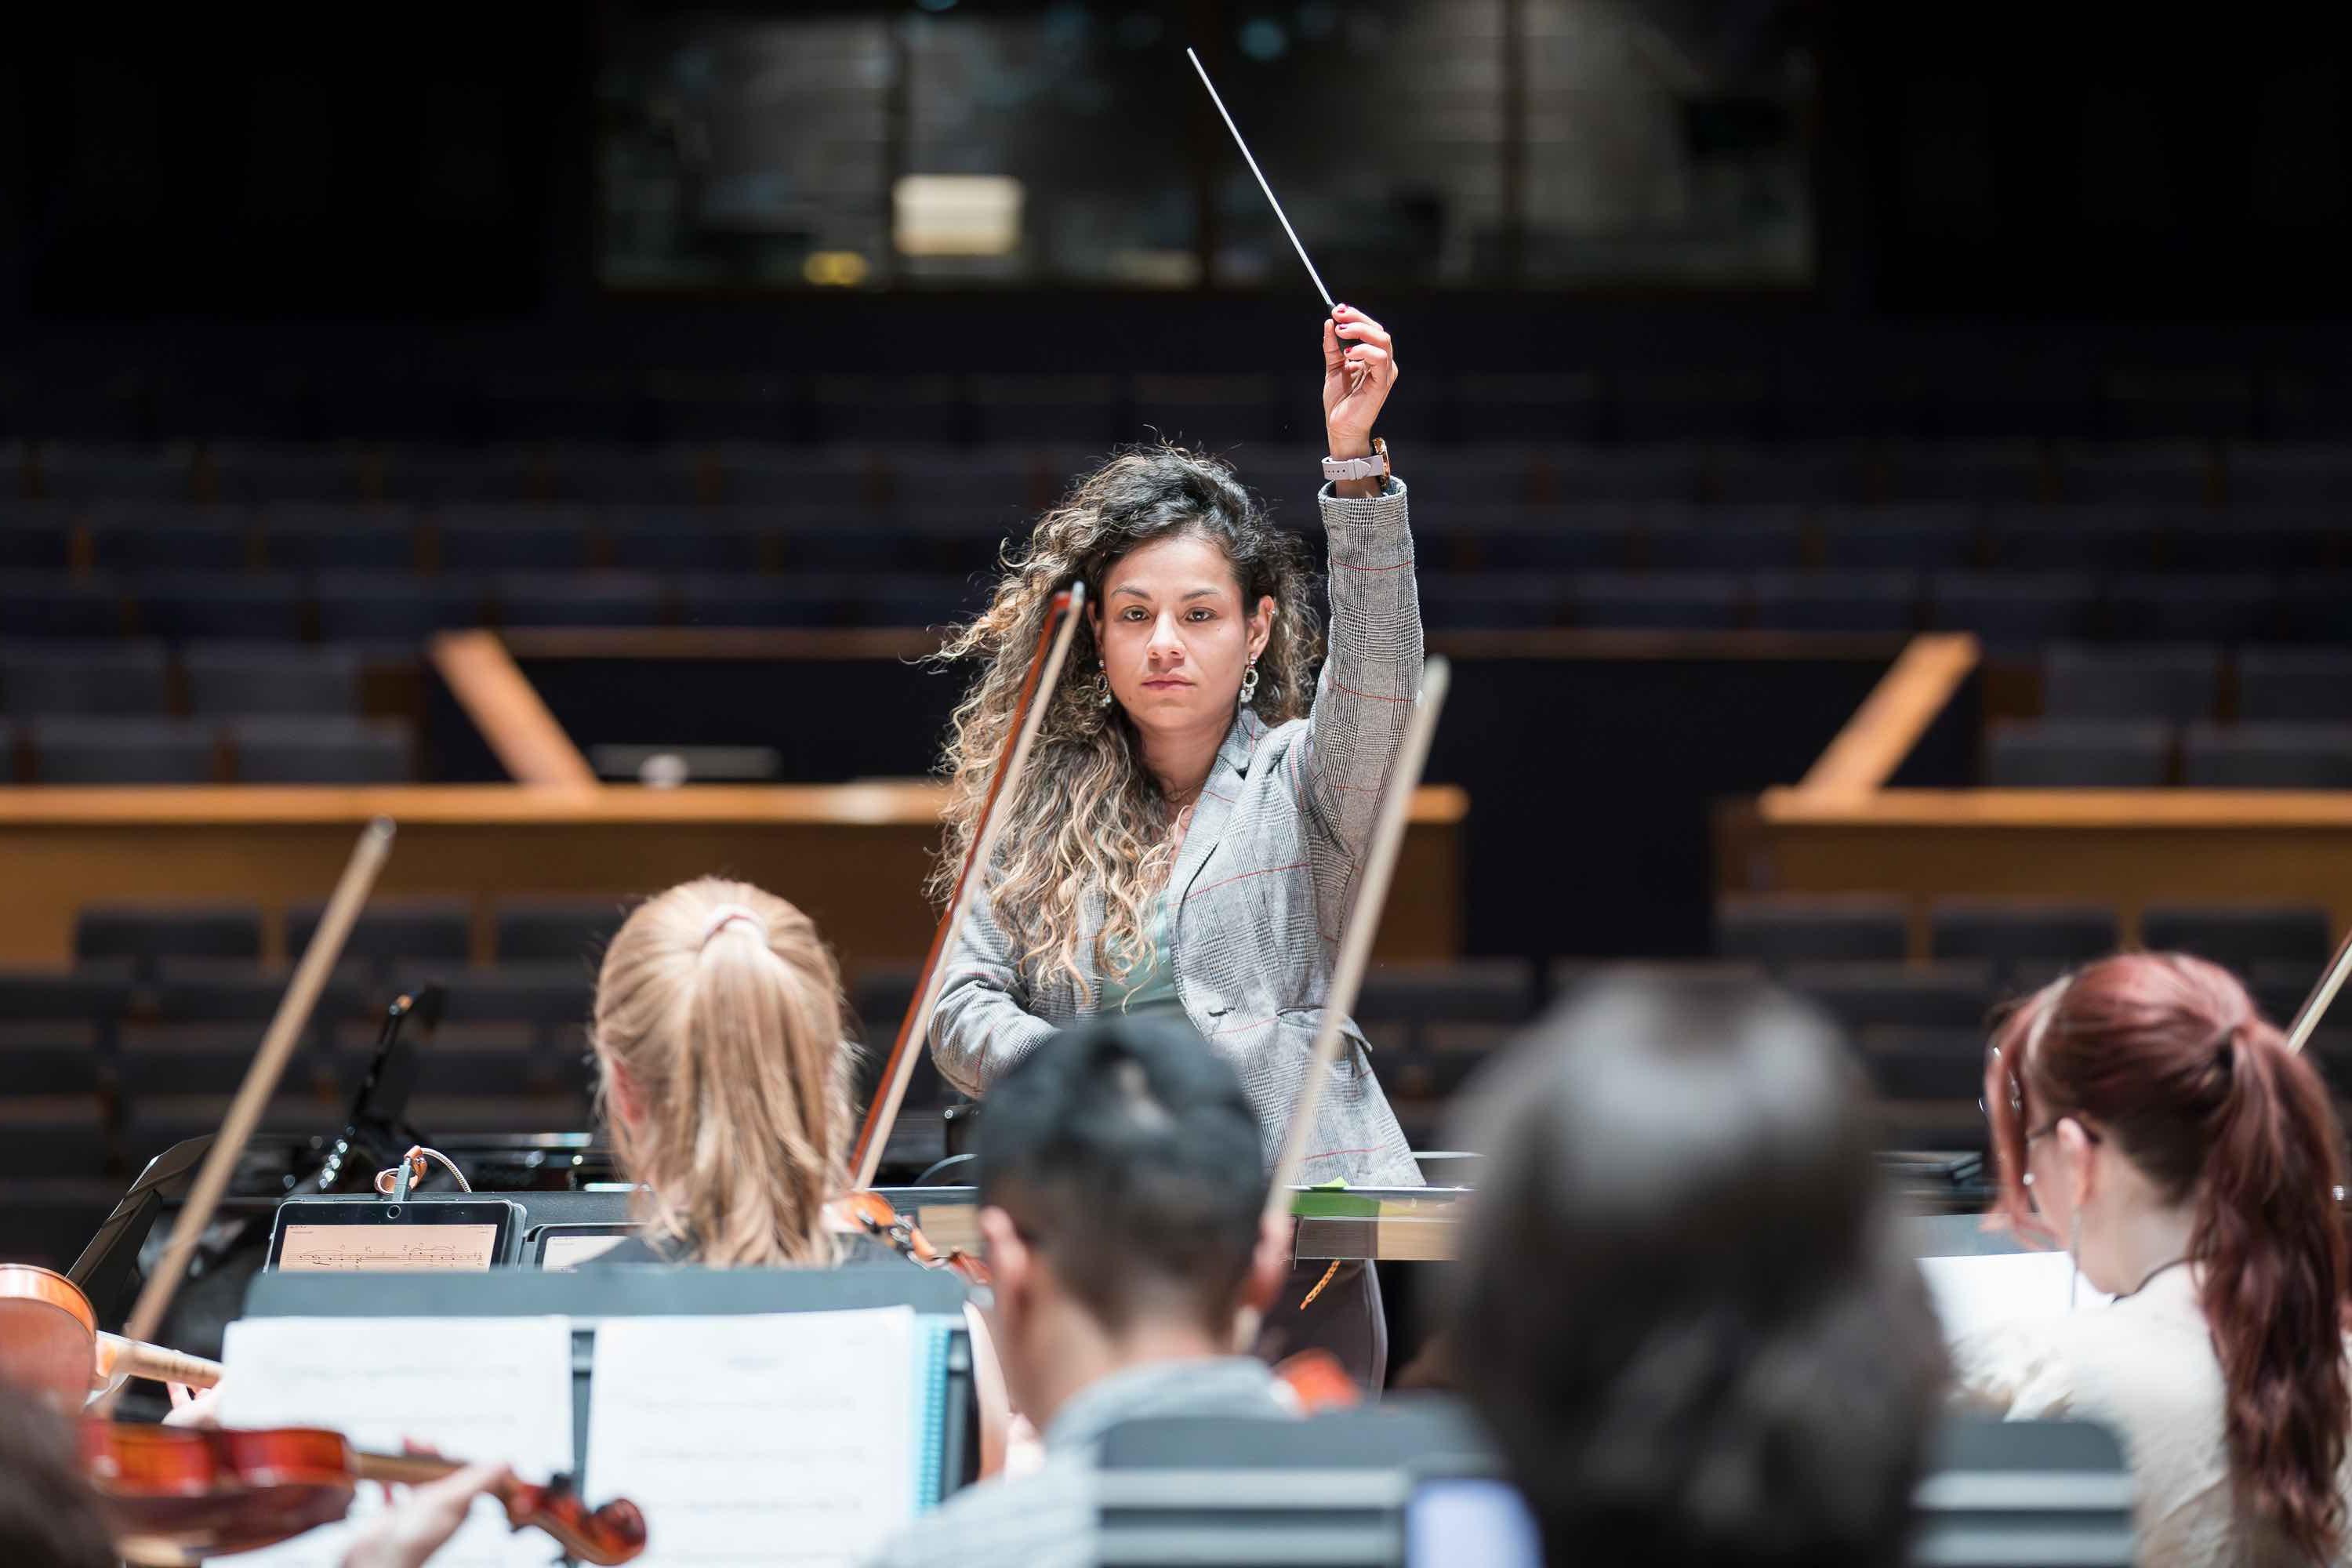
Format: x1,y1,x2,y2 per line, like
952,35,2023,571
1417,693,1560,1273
0,785,1465,969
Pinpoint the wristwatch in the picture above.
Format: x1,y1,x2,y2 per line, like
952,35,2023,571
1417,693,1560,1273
1322,436,1391,484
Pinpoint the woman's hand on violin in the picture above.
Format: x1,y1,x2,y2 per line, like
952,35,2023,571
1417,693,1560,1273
341,1461,511,1568
1321,304,1397,459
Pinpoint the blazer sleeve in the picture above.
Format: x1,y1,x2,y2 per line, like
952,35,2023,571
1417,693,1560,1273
1299,477,1422,919
927,877,1060,1098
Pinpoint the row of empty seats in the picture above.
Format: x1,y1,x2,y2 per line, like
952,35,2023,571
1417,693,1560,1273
0,717,412,783
10,434,2352,505
0,570,993,641
1987,720,2352,788
13,498,2352,574
2037,644,2352,722
2,642,373,717
10,566,2352,644
1717,894,2338,974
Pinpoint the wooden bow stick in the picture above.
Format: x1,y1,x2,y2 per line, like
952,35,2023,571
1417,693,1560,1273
100,817,395,1410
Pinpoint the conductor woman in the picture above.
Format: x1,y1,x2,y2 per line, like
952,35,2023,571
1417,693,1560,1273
929,304,1419,1391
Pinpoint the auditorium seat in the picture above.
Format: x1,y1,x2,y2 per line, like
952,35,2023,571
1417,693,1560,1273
2059,441,2215,504
0,504,74,570
2179,723,2352,789
76,906,262,974
31,717,218,783
31,443,193,503
607,511,765,574
289,898,474,975
1708,442,1865,505
0,1182,117,1269
2,641,171,713
711,445,874,511
2166,512,2336,573
495,573,668,630
1469,506,1635,572
2227,443,2352,506
89,507,251,573
1816,506,1978,570
1881,441,2049,504
2041,644,2219,723
184,644,361,716
1983,506,2159,571
1416,575,1564,630
0,1020,105,1096
121,1096,325,1172
1928,572,2100,646
0,574,124,638
2104,573,2274,642
970,375,1122,446
1784,960,1994,1032
2273,576,2352,643
1449,377,1604,446
1356,960,1538,1033
1544,445,1705,504
0,963,136,1024
1715,895,1908,964
230,716,414,783
259,504,420,572
672,575,848,628
546,444,706,506
314,573,486,644
1747,571,1920,633
436,508,593,573
492,901,629,964
208,444,372,505
1640,509,1806,571
1567,572,1743,630
2236,648,2352,721
1929,900,2120,976
151,957,373,1027
1857,1025,1987,1104
135,573,307,641
853,576,989,630
382,447,542,505
2140,905,2334,973
1984,720,2170,787
0,1100,110,1178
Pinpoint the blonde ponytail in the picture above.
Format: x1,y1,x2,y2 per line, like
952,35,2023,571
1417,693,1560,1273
590,877,854,1266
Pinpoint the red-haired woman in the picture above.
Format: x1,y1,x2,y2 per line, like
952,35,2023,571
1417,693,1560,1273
1963,951,2352,1566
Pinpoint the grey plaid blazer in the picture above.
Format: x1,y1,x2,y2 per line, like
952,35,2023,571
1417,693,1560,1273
931,477,1425,1189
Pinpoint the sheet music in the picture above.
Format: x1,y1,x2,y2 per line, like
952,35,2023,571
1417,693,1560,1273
1919,1251,2114,1342
216,1316,574,1568
586,1308,918,1568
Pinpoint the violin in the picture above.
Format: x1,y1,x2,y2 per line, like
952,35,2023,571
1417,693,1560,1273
830,1190,991,1287
81,1420,646,1566
0,1263,221,1414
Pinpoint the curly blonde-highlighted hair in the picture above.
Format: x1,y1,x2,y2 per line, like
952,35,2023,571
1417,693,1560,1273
932,444,1321,1000
590,877,854,1266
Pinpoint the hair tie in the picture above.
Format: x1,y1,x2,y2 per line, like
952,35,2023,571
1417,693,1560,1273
699,904,768,950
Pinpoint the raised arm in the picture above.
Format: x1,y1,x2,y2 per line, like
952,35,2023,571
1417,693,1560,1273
1302,304,1419,884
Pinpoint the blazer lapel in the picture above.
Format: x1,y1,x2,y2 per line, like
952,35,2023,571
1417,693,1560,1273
1171,710,1258,908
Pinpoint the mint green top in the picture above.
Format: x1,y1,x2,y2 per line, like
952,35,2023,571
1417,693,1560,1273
1104,895,1185,1018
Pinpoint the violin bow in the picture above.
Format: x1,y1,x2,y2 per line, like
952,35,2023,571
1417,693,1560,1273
2285,918,2352,1055
1259,655,1452,1224
100,817,396,1409
849,586,1087,1190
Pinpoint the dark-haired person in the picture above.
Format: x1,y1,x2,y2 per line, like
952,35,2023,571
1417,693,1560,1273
1452,975,1947,1568
928,306,1416,1389
866,1016,1294,1568
1965,952,2352,1566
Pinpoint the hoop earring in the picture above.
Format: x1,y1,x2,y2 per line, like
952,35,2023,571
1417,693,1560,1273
1094,668,1115,711
1239,657,1260,707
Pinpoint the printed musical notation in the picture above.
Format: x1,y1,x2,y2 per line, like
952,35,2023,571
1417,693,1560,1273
277,1223,499,1272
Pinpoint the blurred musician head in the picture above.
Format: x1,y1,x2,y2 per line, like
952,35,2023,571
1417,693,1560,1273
933,444,1316,1000
972,1015,1289,1428
590,877,854,1266
1452,974,1944,1568
0,1391,111,1568
1983,951,2351,1561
